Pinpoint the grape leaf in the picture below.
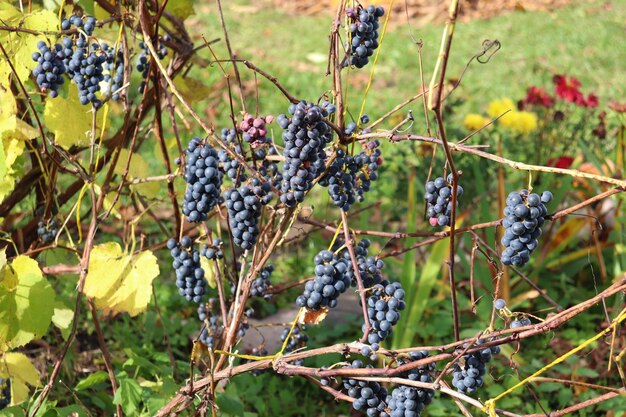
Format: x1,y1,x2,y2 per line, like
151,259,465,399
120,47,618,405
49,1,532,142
166,0,195,20
0,256,55,351
51,301,73,330
83,242,160,317
174,77,211,102
0,352,41,405
0,6,58,86
113,148,160,198
113,378,142,416
75,370,109,391
200,256,217,289
43,84,100,149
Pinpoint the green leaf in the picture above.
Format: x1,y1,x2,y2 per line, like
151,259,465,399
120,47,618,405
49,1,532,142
0,256,55,350
113,378,142,416
399,237,448,347
216,393,244,417
75,371,110,391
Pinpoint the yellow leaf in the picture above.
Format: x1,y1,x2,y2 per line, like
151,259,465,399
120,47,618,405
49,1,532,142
52,302,74,330
0,8,58,86
174,77,211,102
83,242,160,317
114,148,160,198
166,0,195,20
44,84,100,148
0,256,55,350
200,255,217,289
0,352,41,405
0,248,6,272
0,136,26,201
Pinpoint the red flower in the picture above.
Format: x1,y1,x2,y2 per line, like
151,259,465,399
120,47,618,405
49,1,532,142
547,156,575,169
553,74,584,104
583,93,599,108
524,86,554,107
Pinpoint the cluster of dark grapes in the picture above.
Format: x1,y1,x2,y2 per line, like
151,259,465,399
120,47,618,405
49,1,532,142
345,5,385,68
424,174,463,227
387,351,436,417
58,16,109,107
501,189,553,266
0,378,10,410
361,281,406,357
240,114,273,144
218,151,246,186
343,360,389,417
136,35,169,93
510,317,532,328
201,238,224,260
250,264,274,299
37,219,58,244
354,240,384,287
182,138,223,222
32,41,66,97
61,15,96,35
451,341,500,394
167,237,206,303
295,249,352,311
224,186,263,250
103,45,124,101
277,101,336,207
198,300,221,349
257,146,283,188
320,148,360,210
320,142,382,211
280,325,308,365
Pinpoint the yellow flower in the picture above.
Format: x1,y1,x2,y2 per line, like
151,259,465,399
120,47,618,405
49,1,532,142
463,113,491,131
487,98,515,118
499,111,538,134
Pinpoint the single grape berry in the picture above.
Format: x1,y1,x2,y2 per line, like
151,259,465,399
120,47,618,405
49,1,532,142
494,298,506,310
424,173,462,227
501,189,553,267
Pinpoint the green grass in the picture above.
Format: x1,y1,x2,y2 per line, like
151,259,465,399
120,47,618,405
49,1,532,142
185,0,626,126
